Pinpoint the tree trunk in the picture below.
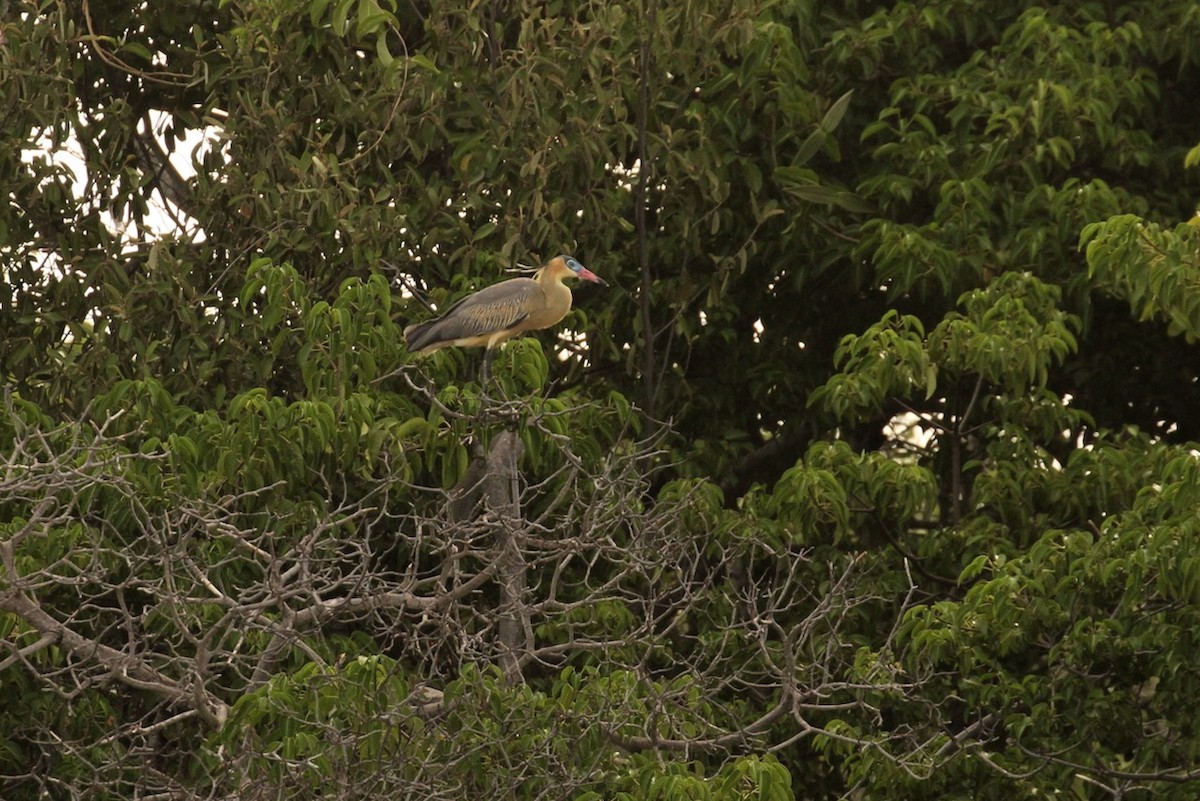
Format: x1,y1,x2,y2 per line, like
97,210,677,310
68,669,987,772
450,429,528,684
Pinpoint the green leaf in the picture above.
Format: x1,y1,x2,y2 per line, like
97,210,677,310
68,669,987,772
794,128,827,166
409,53,439,73
783,182,840,205
355,0,390,38
331,0,354,35
1185,142,1200,169
821,89,854,133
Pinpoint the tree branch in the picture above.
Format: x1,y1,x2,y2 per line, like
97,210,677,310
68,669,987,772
635,0,659,420
0,588,228,726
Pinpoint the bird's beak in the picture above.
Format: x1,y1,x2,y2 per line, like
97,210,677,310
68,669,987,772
578,267,607,286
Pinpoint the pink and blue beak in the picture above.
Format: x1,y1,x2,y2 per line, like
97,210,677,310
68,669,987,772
565,256,608,286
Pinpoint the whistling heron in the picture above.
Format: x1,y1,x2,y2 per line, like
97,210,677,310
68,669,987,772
404,255,607,381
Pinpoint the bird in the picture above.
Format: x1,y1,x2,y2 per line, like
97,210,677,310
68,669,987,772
404,255,607,382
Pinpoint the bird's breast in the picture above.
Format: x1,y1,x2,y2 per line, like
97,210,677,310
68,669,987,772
522,283,571,330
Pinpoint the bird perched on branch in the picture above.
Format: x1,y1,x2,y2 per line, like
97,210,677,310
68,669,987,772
404,255,607,381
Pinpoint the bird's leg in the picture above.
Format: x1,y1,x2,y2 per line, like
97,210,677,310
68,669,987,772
479,348,494,388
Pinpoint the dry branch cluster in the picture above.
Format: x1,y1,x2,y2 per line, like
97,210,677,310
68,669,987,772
0,396,916,798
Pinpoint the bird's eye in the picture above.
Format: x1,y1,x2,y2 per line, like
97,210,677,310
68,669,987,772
566,258,581,271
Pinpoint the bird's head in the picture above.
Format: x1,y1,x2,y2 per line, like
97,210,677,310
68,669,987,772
558,255,607,286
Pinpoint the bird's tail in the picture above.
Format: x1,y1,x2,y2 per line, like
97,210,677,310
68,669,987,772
404,321,437,353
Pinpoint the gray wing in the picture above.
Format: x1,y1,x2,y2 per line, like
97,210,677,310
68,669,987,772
405,278,542,351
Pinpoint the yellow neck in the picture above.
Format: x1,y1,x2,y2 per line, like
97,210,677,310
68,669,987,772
532,265,573,325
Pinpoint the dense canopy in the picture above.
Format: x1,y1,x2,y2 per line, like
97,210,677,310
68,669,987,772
4,0,1200,798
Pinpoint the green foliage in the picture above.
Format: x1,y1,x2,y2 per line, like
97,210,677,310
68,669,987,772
809,310,935,422
929,271,1079,390
578,753,792,801
811,272,1079,423
1083,213,1200,341
764,441,937,548
210,660,793,799
7,0,1200,799
887,458,1200,794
